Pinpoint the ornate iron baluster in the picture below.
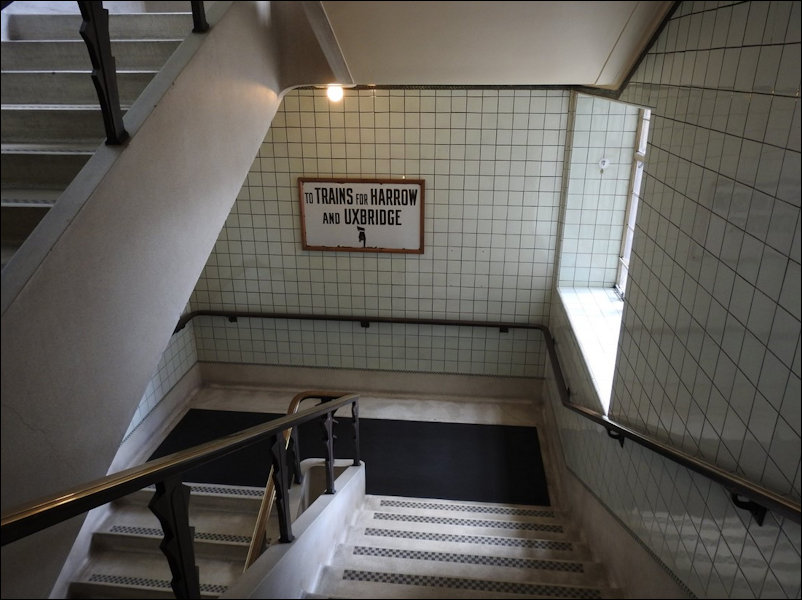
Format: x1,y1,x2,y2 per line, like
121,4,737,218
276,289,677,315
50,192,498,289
190,1,209,32
148,477,200,599
287,427,303,485
269,434,294,543
351,399,361,466
321,411,336,494
77,1,128,145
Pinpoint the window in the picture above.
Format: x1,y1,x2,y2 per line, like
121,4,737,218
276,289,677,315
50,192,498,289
615,108,650,298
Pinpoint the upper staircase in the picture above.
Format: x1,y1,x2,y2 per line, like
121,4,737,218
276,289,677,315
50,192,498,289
0,2,191,268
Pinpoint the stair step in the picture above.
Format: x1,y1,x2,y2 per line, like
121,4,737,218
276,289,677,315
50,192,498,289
1,40,182,71
329,543,606,587
364,495,563,522
92,526,250,562
118,483,265,513
1,70,156,105
70,572,227,599
1,105,110,144
70,548,239,597
348,525,593,561
1,147,93,188
5,13,194,41
1,188,62,207
361,510,574,541
318,566,617,599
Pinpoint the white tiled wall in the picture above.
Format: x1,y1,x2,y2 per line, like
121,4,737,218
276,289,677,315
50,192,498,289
550,1,801,597
190,88,569,377
617,0,800,500
123,323,197,439
559,95,640,287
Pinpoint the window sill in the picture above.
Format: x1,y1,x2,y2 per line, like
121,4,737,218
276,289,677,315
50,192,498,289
557,287,623,412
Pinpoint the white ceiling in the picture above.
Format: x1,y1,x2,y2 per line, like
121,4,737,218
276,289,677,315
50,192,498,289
320,1,674,89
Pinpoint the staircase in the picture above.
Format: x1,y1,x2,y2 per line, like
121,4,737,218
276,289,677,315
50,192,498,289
312,495,619,599
0,3,190,268
68,483,263,599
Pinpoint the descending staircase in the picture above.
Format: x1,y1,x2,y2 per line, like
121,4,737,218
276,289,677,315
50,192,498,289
68,483,263,599
0,5,190,268
68,486,619,599
312,495,619,599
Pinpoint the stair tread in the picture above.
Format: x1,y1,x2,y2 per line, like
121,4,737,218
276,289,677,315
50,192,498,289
350,527,591,561
363,496,564,523
2,142,97,154
1,188,62,206
319,566,617,599
1,103,123,110
100,503,258,540
327,543,605,586
358,510,575,541
70,575,224,599
76,548,241,584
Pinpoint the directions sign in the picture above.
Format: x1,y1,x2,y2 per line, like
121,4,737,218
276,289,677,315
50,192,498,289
299,178,424,253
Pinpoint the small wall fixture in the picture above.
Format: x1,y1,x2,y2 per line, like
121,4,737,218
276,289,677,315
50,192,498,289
326,84,344,102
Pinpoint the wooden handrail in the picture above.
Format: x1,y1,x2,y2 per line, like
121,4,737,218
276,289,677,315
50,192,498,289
243,390,349,570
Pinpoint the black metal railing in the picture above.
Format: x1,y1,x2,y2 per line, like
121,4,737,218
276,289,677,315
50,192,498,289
1,391,360,599
74,1,209,145
176,310,801,526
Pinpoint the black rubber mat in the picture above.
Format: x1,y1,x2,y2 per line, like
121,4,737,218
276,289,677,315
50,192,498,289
149,409,550,505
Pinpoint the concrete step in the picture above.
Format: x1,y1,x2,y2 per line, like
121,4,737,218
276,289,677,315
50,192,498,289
328,543,607,588
117,483,265,514
68,549,234,599
1,70,156,105
5,13,194,41
345,523,593,562
356,508,575,542
1,40,181,71
1,145,94,188
363,495,564,523
1,187,62,207
91,526,251,563
1,105,111,144
317,565,619,599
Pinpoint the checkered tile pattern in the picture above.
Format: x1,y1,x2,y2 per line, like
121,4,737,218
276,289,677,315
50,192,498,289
373,512,564,533
363,527,574,551
109,525,251,544
353,545,584,572
342,569,602,598
379,498,555,518
88,573,227,594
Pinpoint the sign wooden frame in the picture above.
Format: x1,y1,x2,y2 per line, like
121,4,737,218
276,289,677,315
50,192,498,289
298,177,425,253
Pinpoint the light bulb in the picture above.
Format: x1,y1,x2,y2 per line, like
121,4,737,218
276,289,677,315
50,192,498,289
326,85,344,102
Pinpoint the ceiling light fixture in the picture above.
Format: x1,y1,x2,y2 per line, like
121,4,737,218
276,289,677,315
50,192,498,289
326,84,344,102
